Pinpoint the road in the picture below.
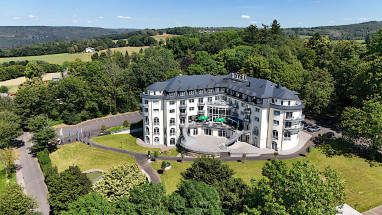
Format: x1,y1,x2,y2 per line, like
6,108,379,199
16,133,50,215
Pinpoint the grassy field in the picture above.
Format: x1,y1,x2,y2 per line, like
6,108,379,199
50,142,136,172
151,146,382,212
152,33,179,42
0,46,148,65
93,133,179,157
0,163,17,193
0,72,61,94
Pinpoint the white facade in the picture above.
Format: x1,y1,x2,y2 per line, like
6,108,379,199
140,74,304,152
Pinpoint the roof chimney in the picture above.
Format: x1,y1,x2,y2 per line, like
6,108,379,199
247,81,251,87
277,82,282,88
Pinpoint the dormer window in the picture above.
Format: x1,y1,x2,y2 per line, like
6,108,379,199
207,89,213,93
169,92,175,97
179,91,185,96
198,89,204,94
189,90,195,95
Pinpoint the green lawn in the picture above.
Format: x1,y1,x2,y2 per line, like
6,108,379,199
151,146,382,212
49,142,136,172
92,133,180,157
0,163,17,193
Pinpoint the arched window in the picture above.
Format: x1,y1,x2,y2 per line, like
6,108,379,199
170,128,176,136
154,137,159,144
170,118,175,126
272,141,278,151
253,126,259,136
272,130,278,140
154,117,160,125
145,117,149,124
154,127,160,135
284,131,291,140
170,138,175,145
145,126,150,135
253,137,259,147
145,136,150,144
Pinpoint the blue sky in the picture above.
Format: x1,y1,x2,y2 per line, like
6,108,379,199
0,0,381,29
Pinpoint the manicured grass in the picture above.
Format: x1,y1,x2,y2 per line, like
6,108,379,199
0,163,17,193
49,142,136,172
0,72,61,94
151,147,382,212
92,133,180,157
0,46,147,65
150,160,192,194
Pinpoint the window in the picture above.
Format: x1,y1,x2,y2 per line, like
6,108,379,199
180,100,186,106
169,92,175,97
189,107,194,111
253,126,259,136
170,118,175,126
255,117,260,122
144,108,149,112
272,141,278,151
286,112,293,119
281,101,284,105
179,91,185,96
274,110,280,116
145,117,149,124
284,131,291,140
285,121,292,128
253,137,258,147
145,136,150,144
154,109,159,113
207,89,213,93
169,101,175,105
198,89,204,94
241,102,244,107
189,91,194,95
255,108,260,113
154,117,159,125
288,101,291,106
170,138,175,145
273,120,279,126
170,128,176,136
208,97,212,103
198,106,204,111
272,130,278,140
144,100,148,104
204,128,212,135
218,130,226,137
153,100,159,104
154,127,160,135
154,137,159,144
189,99,194,103
169,109,175,113
193,129,198,135
198,98,204,103
180,118,185,124
145,127,150,135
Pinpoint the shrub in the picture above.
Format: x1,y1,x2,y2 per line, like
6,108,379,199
123,120,130,127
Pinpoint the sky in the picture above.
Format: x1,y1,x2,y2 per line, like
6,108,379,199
0,0,381,29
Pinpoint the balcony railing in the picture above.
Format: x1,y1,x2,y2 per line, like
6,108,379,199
139,111,148,116
231,103,238,108
179,103,187,108
197,110,204,114
139,103,148,108
198,101,205,105
284,125,304,131
244,118,251,122
245,108,251,114
170,132,176,136
153,132,160,135
179,112,187,118
272,136,278,140
169,123,175,126
283,137,291,140
285,114,305,122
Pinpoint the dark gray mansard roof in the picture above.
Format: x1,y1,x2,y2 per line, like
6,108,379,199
147,74,301,100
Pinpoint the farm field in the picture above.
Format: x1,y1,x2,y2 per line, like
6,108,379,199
151,146,382,212
50,142,136,172
0,46,148,65
0,72,61,94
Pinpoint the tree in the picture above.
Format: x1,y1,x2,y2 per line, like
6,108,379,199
0,184,38,215
128,182,169,214
62,193,112,215
116,39,126,47
341,95,382,159
93,164,146,202
242,153,247,163
48,165,92,214
0,85,8,93
101,124,106,133
0,110,22,148
123,120,130,127
0,147,20,179
161,161,167,175
26,114,48,132
171,180,223,214
244,159,346,215
153,151,159,162
368,28,382,56
31,127,57,151
25,61,44,80
270,19,282,35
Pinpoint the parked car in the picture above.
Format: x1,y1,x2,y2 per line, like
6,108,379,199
49,138,62,146
304,123,313,130
307,126,320,132
326,132,335,138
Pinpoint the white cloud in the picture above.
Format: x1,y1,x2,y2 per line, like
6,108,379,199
28,14,37,19
98,16,104,19
358,17,369,21
343,17,352,21
249,20,257,24
73,20,78,23
117,16,131,19
13,16,21,20
241,15,250,19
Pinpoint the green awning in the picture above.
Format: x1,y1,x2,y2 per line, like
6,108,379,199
215,118,226,122
198,116,208,120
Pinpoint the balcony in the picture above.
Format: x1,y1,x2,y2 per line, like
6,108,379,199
139,111,148,116
139,103,148,108
198,101,205,105
285,114,305,122
179,112,187,118
284,125,304,132
179,104,187,108
283,137,291,141
272,136,278,140
244,118,251,123
197,110,204,114
231,103,238,108
244,108,251,114
153,132,160,135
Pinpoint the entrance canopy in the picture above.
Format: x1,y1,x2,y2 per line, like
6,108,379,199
214,117,226,122
198,116,209,120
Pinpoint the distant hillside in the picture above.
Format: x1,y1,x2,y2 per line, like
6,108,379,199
283,21,382,40
0,26,137,49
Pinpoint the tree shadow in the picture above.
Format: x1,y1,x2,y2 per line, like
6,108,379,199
157,169,164,174
317,137,382,166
